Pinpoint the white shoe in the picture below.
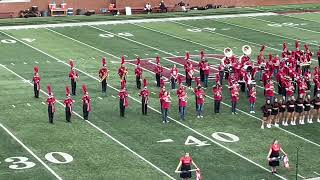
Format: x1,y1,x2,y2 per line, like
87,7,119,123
261,125,264,129
284,122,288,126
162,121,165,124
252,111,255,114
200,115,203,118
293,122,296,126
274,123,279,127
290,121,294,126
282,121,284,126
317,119,320,123
267,124,271,128
300,120,305,125
309,120,313,124
197,116,200,118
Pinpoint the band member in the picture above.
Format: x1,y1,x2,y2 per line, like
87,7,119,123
261,99,272,129
178,91,188,121
159,86,167,114
175,153,200,180
195,86,205,118
285,80,295,101
199,57,205,83
286,96,296,126
270,98,280,127
217,63,224,85
32,66,41,98
311,93,320,123
176,76,184,97
279,97,287,126
139,79,150,115
69,60,79,96
265,79,275,102
135,58,143,89
317,46,320,67
267,139,287,174
213,84,222,113
249,85,256,114
203,60,210,87
118,56,128,83
46,85,56,124
170,64,179,89
161,91,171,123
99,57,109,93
63,86,74,123
304,95,312,124
118,83,128,117
155,56,163,87
231,85,239,115
82,85,91,120
186,63,194,88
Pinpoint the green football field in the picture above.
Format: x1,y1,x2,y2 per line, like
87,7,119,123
0,6,320,180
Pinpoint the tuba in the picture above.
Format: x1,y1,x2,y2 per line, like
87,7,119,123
242,45,252,56
224,47,233,58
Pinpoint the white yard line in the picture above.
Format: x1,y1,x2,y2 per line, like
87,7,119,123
314,172,320,176
298,174,306,179
1,29,287,180
0,13,276,30
0,120,62,180
48,27,320,149
0,63,175,180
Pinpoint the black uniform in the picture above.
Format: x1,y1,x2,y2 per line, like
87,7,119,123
287,100,295,113
295,98,304,113
261,104,272,117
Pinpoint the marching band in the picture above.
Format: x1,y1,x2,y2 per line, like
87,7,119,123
32,40,320,129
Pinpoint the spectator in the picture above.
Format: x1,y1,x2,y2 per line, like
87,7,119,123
159,0,167,13
144,3,152,14
108,3,117,16
178,1,188,12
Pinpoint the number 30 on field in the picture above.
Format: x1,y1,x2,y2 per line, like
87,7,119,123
185,132,239,147
3,152,73,170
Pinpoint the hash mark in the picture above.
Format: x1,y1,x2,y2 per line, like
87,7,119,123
145,54,149,56
41,102,46,105
23,62,27,64
98,97,103,100
151,92,156,95
11,105,16,108
46,60,51,63
10,63,15,66
34,61,39,64
314,172,320,175
27,103,31,107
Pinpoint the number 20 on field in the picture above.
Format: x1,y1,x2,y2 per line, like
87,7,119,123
1,152,73,170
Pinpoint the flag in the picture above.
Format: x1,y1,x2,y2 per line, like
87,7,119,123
283,155,289,169
196,169,202,180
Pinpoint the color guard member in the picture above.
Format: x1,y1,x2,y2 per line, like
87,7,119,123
46,85,56,124
98,57,109,93
32,66,41,98
82,85,91,120
69,60,79,96
63,86,75,123
139,79,150,115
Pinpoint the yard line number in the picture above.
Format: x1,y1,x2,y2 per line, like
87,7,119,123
186,27,216,32
185,132,239,147
2,152,73,170
0,38,36,44
99,32,134,38
267,22,307,27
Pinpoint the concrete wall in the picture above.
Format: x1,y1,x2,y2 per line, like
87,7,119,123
0,0,319,17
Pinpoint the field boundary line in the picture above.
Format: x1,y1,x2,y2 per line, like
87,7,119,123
0,12,276,30
2,28,287,179
86,24,320,149
0,122,62,180
0,63,175,180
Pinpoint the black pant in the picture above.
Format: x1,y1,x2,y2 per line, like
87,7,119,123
83,104,89,120
136,76,141,89
142,97,148,115
71,79,76,95
48,105,54,123
318,57,320,67
186,77,192,87
65,107,71,122
156,73,161,87
101,79,107,93
214,100,221,113
160,6,167,13
34,83,39,98
120,99,125,117
171,78,176,89
200,70,204,82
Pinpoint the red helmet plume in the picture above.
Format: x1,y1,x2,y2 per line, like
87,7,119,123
82,84,88,94
143,78,147,87
156,56,160,64
283,42,287,51
121,55,125,65
295,40,300,49
34,66,39,74
268,53,273,61
69,59,74,69
65,86,70,96
200,50,205,60
136,57,141,65
195,77,201,86
304,44,309,51
102,57,107,66
47,84,53,96
177,75,182,85
260,45,265,53
185,51,190,60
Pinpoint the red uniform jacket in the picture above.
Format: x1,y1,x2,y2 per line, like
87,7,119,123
118,66,127,78
213,87,222,101
118,90,129,107
69,70,79,80
196,89,205,105
178,93,187,107
32,75,41,90
161,95,171,109
46,97,56,112
135,67,143,77
99,67,108,78
231,88,239,102
139,89,150,104
203,62,210,75
64,97,74,111
155,65,163,74
82,95,92,112
265,83,274,97
249,88,256,103
170,67,178,79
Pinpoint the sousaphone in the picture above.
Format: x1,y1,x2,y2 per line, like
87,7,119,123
224,47,233,58
242,45,252,56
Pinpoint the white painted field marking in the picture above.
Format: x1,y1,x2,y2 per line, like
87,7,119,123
0,64,175,180
134,54,139,57
98,97,103,100
157,139,174,143
0,13,276,30
4,30,288,180
111,95,116,99
248,17,320,34
145,53,149,56
42,102,46,105
123,55,128,58
151,92,156,95
298,174,305,179
91,57,95,59
11,105,15,108
34,61,39,64
46,60,51,63
10,63,15,66
0,123,62,180
26,103,31,107
314,172,320,176
23,62,27,65
47,27,320,149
